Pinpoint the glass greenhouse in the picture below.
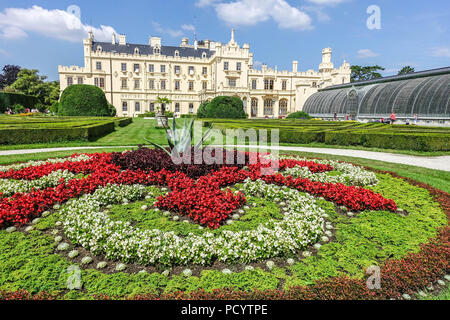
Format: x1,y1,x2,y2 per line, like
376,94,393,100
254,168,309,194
303,67,450,124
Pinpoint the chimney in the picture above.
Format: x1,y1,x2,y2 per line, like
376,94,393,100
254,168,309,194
293,60,298,73
112,33,116,45
150,37,161,47
119,34,126,45
194,39,198,50
204,40,210,49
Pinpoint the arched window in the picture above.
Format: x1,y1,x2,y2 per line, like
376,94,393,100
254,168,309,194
174,50,180,58
96,45,102,53
189,103,194,114
251,98,258,117
279,100,288,116
134,47,140,55
202,52,207,59
264,99,273,116
122,102,128,112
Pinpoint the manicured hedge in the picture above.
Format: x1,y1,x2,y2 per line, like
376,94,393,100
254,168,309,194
197,96,246,119
115,117,133,127
58,85,110,117
0,121,115,144
0,92,38,112
324,131,450,151
0,116,132,144
206,119,450,151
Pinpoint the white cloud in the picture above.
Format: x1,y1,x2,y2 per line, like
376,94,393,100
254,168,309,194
215,0,312,30
152,22,184,38
301,6,330,22
0,5,117,42
431,47,450,58
357,49,379,58
306,0,348,5
181,24,196,32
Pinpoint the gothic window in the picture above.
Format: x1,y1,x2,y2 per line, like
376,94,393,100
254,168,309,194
264,99,273,115
251,98,258,117
279,100,288,116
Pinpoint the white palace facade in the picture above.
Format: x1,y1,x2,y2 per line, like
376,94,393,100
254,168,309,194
58,30,351,117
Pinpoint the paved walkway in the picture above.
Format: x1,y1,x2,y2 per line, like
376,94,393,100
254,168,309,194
0,145,449,172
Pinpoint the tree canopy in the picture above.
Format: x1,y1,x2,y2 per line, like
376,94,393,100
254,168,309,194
398,66,415,75
0,65,21,89
7,68,59,109
351,65,385,82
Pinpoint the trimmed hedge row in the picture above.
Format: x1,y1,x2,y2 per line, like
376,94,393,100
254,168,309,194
0,117,132,145
324,131,450,151
208,119,450,151
0,122,115,144
0,92,38,112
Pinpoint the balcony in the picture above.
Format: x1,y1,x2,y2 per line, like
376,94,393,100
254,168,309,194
224,70,242,78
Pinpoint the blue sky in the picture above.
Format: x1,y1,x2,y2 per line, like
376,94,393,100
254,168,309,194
0,0,449,81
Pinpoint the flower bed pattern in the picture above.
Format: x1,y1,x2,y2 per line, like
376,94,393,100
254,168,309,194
0,150,446,300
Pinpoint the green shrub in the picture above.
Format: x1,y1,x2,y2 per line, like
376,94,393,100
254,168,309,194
12,104,26,114
108,104,117,117
197,96,246,119
286,111,312,119
0,91,38,112
58,85,110,117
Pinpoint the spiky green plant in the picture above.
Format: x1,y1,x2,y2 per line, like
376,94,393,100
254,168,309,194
144,117,212,156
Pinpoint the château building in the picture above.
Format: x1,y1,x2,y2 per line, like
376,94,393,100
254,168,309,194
58,30,351,117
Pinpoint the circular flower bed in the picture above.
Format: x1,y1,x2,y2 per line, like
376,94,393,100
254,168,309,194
0,149,447,300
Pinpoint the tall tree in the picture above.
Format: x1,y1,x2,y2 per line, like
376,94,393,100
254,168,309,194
351,65,385,82
398,66,415,75
0,65,21,89
7,69,60,109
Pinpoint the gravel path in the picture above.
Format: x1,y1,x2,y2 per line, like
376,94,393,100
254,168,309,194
0,145,449,172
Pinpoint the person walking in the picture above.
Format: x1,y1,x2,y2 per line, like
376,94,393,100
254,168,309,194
413,114,418,125
334,112,337,121
390,112,396,125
